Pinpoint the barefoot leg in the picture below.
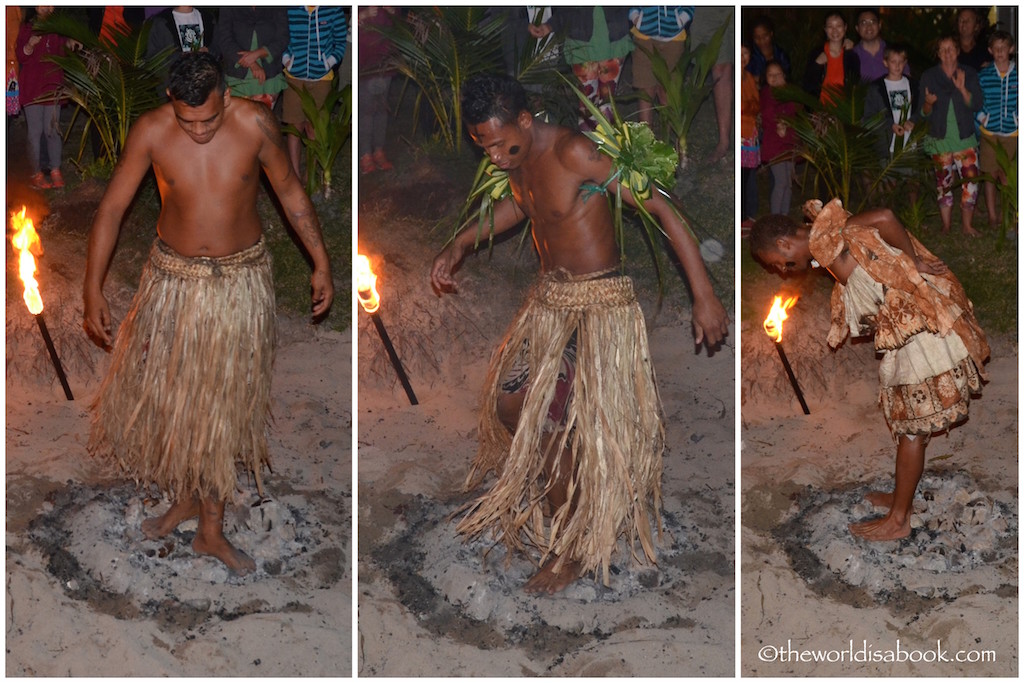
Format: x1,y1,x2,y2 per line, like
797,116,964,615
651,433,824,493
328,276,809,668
192,497,256,576
141,495,201,539
961,205,981,237
863,491,895,509
707,62,732,164
939,204,952,234
850,436,925,541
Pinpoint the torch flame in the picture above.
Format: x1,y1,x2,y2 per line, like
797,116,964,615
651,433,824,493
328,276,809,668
763,294,798,343
11,206,44,315
355,254,380,314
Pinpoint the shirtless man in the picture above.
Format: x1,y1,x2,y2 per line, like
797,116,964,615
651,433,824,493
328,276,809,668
751,201,988,541
431,74,729,594
84,53,333,575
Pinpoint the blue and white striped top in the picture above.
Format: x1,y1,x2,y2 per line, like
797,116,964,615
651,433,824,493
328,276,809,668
628,6,694,41
283,6,348,81
978,61,1018,135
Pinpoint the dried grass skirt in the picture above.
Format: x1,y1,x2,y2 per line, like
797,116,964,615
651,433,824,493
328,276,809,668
89,239,276,501
457,270,664,585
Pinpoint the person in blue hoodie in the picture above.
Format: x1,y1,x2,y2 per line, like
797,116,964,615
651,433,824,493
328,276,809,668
282,6,347,177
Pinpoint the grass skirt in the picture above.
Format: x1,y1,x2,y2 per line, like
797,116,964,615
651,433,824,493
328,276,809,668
457,270,664,585
89,239,276,501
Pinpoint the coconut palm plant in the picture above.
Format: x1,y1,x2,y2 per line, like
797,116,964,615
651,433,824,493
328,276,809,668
635,11,730,169
35,11,172,173
775,82,929,212
381,7,504,152
981,135,1018,248
282,84,352,199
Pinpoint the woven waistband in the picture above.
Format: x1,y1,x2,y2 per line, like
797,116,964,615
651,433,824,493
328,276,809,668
535,271,635,309
150,238,269,279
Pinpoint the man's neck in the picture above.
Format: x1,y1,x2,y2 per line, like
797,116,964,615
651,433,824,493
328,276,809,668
859,38,881,54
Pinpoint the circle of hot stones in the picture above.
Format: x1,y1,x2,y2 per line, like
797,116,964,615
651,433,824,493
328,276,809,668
372,491,727,639
27,481,348,626
777,471,1017,601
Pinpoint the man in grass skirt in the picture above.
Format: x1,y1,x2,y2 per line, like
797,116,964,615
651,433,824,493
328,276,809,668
84,53,333,575
431,74,729,594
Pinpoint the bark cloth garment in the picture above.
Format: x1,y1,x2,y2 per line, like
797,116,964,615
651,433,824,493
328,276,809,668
456,268,664,586
89,238,276,501
806,199,989,441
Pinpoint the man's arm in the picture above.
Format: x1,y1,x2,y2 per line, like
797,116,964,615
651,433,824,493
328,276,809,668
83,119,155,348
255,103,334,317
568,137,729,349
430,196,526,294
849,207,948,275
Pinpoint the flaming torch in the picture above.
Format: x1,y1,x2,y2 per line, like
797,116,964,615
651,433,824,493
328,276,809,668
763,294,808,415
10,207,74,400
356,254,418,406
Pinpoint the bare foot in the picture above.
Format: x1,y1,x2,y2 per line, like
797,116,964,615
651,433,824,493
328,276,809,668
141,498,201,540
523,557,582,595
706,145,729,165
193,529,256,576
849,513,911,541
864,491,894,509
963,225,982,237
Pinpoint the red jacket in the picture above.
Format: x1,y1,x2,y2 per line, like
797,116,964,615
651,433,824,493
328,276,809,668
15,22,65,106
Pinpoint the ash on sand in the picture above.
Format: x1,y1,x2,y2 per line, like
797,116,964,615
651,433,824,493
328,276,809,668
373,489,725,637
27,479,348,625
777,471,1017,602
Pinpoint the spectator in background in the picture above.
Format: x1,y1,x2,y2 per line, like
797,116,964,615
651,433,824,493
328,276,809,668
628,6,692,128
87,7,146,46
282,6,347,178
214,7,289,110
863,43,918,205
747,15,790,83
759,61,800,215
852,8,907,82
956,7,989,72
910,36,984,236
740,43,760,231
803,12,860,104
147,6,217,56
691,7,733,164
497,6,560,85
16,6,69,189
532,7,633,131
358,6,397,174
976,30,1017,230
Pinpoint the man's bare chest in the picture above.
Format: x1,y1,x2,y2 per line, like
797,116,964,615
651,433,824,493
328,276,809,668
152,142,260,193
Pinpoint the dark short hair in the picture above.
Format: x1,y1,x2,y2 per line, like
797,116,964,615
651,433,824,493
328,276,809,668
749,214,801,255
883,42,909,60
824,11,847,27
988,29,1014,48
751,15,775,35
167,52,225,107
936,34,959,55
856,8,880,25
461,73,528,126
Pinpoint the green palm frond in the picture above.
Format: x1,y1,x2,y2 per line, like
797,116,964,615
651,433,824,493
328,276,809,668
283,84,352,198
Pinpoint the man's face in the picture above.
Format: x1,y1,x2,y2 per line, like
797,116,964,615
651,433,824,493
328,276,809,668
170,88,230,144
856,13,880,41
752,26,773,55
957,10,979,40
883,52,907,80
989,39,1014,66
467,113,531,171
758,237,812,276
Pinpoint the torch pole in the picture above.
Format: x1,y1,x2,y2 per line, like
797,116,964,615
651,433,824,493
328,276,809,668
369,310,418,406
35,313,74,400
773,340,808,415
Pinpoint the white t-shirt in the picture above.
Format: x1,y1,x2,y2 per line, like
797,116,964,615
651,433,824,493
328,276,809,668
883,76,912,153
172,8,204,52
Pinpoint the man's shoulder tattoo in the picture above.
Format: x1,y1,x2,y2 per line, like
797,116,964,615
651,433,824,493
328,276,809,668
255,104,287,152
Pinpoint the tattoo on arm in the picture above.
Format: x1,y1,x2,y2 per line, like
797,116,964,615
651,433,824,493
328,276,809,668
255,104,287,153
287,196,325,254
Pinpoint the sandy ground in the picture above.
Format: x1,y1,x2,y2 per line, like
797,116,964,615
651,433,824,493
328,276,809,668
5,193,352,675
355,174,736,676
740,272,1018,676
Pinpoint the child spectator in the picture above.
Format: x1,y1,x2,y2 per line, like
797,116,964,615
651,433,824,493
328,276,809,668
16,6,67,189
740,43,760,230
911,36,984,236
759,62,799,215
628,6,692,128
976,30,1017,230
864,44,917,160
358,6,397,174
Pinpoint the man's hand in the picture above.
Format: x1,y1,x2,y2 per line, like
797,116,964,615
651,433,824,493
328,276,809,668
311,267,334,318
691,295,730,351
914,255,949,276
430,243,466,294
83,288,113,349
